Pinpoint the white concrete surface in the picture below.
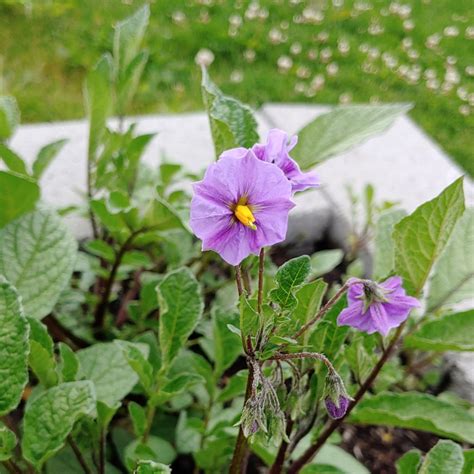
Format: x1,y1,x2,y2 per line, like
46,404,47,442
9,104,472,239
261,103,474,216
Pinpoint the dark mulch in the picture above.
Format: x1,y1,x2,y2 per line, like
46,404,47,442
340,424,440,474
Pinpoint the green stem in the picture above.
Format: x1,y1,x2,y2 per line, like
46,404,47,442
142,403,156,444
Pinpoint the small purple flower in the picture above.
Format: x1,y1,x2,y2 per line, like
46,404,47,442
190,150,294,266
325,395,350,419
337,277,420,336
221,129,320,193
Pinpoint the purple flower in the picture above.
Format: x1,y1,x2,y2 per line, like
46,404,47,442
221,129,320,193
190,150,294,266
325,395,350,419
337,277,420,336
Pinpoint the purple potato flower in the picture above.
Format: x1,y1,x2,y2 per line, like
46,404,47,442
325,395,350,420
337,277,420,336
190,150,294,266
221,129,320,193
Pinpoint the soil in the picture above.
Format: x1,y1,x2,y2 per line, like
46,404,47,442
340,424,440,474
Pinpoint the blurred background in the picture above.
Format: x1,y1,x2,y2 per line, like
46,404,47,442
0,0,472,175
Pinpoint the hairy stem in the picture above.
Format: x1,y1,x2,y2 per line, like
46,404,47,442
288,322,405,473
235,265,244,297
229,363,255,474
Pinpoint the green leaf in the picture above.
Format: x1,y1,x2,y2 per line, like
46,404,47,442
113,5,150,75
22,381,96,468
302,444,369,474
462,450,474,474
404,309,474,352
310,250,344,278
0,421,16,461
346,335,377,384
32,139,68,179
125,436,176,471
427,208,474,311
350,392,474,443
129,402,147,438
77,342,148,406
396,450,422,474
0,96,20,140
143,195,189,232
239,296,260,339
117,51,149,114
0,209,78,319
84,239,115,262
157,268,203,370
419,440,464,474
404,310,474,351
293,279,327,343
393,178,465,296
301,466,345,474
212,306,242,378
117,341,154,394
0,171,40,228
292,104,412,170
0,277,29,416
373,209,407,280
0,143,28,175
85,54,112,160
27,317,58,388
134,460,172,474
201,67,259,157
309,297,349,360
175,412,203,454
57,342,79,383
270,255,311,310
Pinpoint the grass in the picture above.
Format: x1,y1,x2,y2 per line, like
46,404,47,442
0,0,472,175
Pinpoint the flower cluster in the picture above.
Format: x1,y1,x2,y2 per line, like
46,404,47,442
190,129,319,265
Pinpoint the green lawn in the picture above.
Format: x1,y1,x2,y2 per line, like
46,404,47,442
0,0,472,175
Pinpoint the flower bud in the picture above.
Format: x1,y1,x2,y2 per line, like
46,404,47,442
324,370,352,420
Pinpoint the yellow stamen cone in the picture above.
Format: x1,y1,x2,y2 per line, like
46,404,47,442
234,204,257,230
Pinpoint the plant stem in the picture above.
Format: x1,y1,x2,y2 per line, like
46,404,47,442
99,430,106,474
142,403,156,444
229,362,255,474
2,460,22,474
93,230,141,330
68,436,92,474
293,282,350,340
116,268,143,327
235,265,244,297
288,322,405,473
257,248,265,315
